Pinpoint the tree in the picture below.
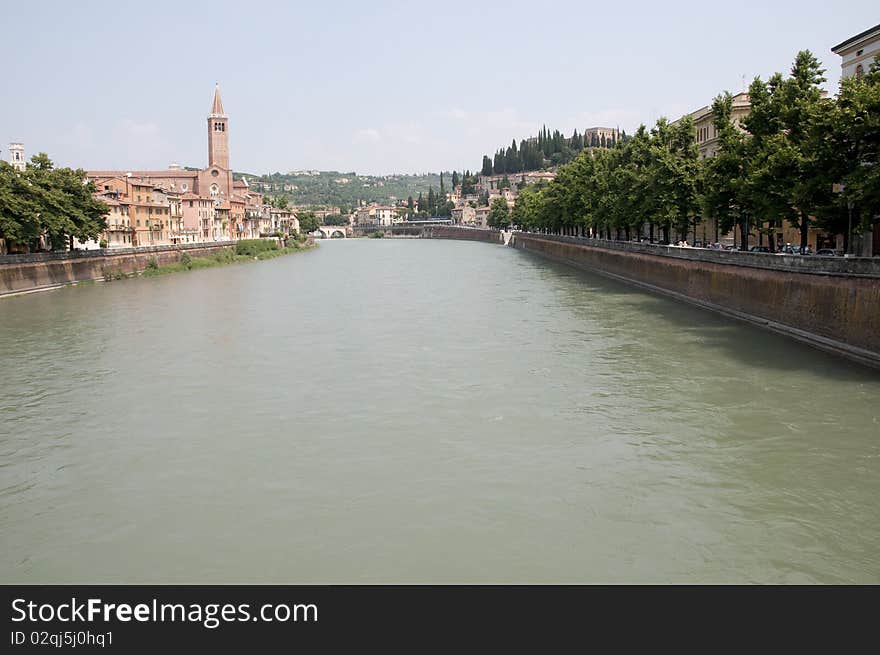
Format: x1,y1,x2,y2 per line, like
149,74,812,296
323,213,348,226
481,156,493,176
743,51,830,252
0,154,107,252
277,195,290,210
0,161,42,249
815,56,880,253
702,92,757,249
487,197,510,229
493,150,505,175
297,211,319,234
451,171,460,189
461,171,477,196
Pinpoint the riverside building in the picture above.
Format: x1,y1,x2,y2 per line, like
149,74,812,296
87,87,277,247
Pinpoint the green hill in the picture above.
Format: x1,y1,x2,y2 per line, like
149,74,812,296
233,170,446,211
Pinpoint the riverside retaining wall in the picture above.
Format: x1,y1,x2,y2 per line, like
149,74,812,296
511,233,880,368
424,226,504,243
0,243,235,298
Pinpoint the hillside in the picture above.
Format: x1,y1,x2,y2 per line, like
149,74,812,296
233,170,446,210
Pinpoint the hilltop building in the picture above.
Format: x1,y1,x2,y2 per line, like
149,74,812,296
583,127,620,148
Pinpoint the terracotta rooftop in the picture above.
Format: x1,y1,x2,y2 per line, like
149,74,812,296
88,170,199,179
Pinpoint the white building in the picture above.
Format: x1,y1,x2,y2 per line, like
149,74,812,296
8,143,25,171
832,23,880,80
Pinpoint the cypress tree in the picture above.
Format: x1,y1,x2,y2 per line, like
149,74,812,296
482,155,493,176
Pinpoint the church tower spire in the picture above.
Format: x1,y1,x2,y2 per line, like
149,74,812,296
207,84,229,169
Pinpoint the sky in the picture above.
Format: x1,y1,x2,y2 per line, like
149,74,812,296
1,1,876,175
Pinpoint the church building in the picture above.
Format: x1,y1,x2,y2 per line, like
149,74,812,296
87,86,266,245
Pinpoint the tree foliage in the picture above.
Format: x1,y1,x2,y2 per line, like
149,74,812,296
480,125,626,175
297,211,320,234
510,51,877,253
487,197,510,229
0,154,107,251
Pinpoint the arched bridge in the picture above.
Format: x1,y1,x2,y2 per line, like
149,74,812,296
314,226,348,239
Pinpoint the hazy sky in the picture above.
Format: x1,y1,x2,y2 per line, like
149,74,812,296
1,1,875,175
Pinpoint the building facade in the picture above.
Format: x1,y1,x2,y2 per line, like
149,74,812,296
832,23,880,80
86,86,280,247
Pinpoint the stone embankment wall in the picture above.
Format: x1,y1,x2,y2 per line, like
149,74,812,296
512,233,880,368
0,243,235,298
424,226,504,243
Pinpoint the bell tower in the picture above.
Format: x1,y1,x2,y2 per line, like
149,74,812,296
9,143,25,171
207,84,229,170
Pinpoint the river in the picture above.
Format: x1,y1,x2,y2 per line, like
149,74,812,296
1,238,878,583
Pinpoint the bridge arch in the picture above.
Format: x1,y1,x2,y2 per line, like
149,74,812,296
315,226,347,239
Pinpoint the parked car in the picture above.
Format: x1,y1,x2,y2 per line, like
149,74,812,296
816,248,839,257
777,243,814,255
721,244,737,251
749,245,772,253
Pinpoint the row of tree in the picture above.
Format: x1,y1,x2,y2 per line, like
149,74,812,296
480,126,626,177
407,172,456,217
504,51,879,252
0,155,107,252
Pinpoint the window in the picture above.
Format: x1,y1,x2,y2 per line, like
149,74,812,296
855,64,864,78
